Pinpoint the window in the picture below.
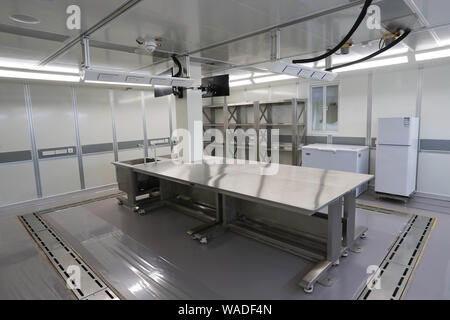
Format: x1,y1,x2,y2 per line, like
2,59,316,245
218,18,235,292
311,84,339,132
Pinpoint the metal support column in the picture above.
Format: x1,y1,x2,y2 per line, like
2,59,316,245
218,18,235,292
140,91,149,159
109,90,119,162
24,83,42,198
71,87,86,189
292,99,299,165
343,190,356,248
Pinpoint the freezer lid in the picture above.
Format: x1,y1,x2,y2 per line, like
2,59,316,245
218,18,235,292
377,117,419,146
302,144,369,153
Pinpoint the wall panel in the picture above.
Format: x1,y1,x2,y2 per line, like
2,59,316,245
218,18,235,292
371,69,418,138
39,158,80,197
0,163,36,206
421,64,450,139
0,81,30,152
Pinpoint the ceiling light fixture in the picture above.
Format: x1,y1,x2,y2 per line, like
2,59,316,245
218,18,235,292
9,14,40,24
82,69,195,87
337,56,409,72
0,69,80,82
267,61,338,81
229,79,253,87
253,74,296,84
0,58,80,74
415,48,450,61
229,73,252,81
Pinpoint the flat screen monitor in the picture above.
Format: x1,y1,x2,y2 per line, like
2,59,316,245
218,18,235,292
201,74,229,98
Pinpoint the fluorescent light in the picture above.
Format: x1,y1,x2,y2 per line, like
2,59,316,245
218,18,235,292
229,79,252,87
0,57,79,74
252,72,273,77
378,47,409,57
0,69,80,82
337,56,409,72
253,74,296,84
84,80,152,87
415,48,450,61
229,73,252,81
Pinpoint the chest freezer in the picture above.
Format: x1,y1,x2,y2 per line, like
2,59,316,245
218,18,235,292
302,144,370,197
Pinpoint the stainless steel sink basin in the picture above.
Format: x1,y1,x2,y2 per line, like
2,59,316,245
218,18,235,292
120,158,158,166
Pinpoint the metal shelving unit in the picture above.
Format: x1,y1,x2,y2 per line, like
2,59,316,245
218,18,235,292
203,98,307,165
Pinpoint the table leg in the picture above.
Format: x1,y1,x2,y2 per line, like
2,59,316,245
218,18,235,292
188,193,226,243
300,198,343,293
343,189,368,252
343,190,356,248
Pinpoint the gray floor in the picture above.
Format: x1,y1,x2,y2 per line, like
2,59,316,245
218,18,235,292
0,190,449,299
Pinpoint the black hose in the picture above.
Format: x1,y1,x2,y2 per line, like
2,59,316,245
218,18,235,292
292,0,373,64
172,55,183,77
326,29,411,72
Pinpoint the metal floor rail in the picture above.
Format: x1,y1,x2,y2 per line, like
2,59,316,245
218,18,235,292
19,212,120,300
358,213,436,300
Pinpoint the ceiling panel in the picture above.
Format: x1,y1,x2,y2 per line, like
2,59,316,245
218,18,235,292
1,0,126,36
0,33,62,61
89,0,353,53
410,0,450,26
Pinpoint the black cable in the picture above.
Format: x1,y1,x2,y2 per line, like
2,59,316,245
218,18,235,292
326,28,411,72
172,55,183,77
292,0,373,64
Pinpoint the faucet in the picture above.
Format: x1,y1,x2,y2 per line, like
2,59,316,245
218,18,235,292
137,143,147,164
149,142,157,164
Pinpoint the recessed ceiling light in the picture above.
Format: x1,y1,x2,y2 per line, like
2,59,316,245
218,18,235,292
9,14,40,24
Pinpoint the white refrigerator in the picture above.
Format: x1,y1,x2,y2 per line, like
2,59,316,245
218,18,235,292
302,144,370,197
375,117,419,197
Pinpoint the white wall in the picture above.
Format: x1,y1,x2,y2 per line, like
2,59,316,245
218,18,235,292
416,64,450,198
0,82,37,205
0,81,174,207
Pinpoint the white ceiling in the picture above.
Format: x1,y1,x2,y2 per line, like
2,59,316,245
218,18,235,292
0,0,449,75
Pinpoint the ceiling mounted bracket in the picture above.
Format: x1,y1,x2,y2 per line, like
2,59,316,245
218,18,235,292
270,29,281,61
81,36,91,70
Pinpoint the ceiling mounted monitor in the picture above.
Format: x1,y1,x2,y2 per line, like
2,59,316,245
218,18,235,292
201,74,230,98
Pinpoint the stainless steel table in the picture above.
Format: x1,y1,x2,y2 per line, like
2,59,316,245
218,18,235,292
117,158,373,293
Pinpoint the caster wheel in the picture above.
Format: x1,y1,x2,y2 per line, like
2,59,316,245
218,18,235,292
133,206,140,213
138,209,146,215
117,200,123,206
304,286,313,294
342,250,349,258
332,259,340,266
200,237,208,244
360,232,367,239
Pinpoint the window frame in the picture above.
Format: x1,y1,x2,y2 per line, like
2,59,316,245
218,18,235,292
309,81,341,135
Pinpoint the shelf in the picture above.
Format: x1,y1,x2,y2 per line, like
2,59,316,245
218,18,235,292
204,123,224,127
259,123,306,127
228,123,255,127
